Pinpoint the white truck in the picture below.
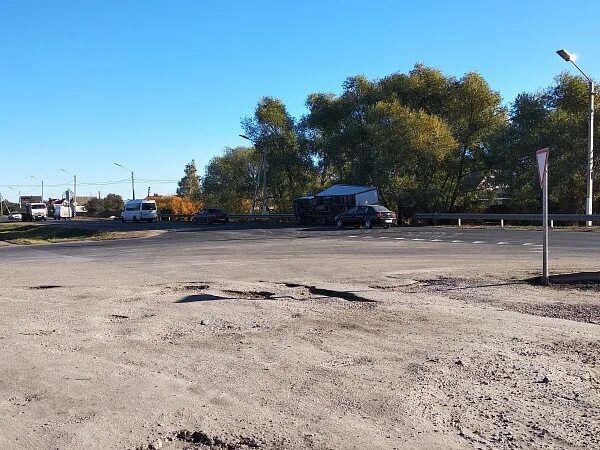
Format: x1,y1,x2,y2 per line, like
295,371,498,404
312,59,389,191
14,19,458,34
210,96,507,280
22,202,48,221
53,204,73,220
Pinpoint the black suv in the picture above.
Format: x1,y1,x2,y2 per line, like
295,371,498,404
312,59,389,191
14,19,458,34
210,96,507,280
335,205,397,229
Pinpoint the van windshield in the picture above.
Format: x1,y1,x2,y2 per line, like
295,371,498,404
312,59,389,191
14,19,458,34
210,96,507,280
30,204,46,210
142,203,157,210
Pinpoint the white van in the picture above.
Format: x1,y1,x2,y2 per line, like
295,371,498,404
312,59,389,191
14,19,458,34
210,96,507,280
54,204,73,220
121,199,158,223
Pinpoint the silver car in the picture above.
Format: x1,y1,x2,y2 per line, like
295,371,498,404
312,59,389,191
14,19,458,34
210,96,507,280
8,212,22,221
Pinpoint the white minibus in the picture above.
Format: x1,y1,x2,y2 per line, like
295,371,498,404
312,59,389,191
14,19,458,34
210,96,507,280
121,199,158,223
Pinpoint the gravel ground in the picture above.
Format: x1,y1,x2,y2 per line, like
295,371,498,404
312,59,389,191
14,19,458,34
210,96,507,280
0,231,599,450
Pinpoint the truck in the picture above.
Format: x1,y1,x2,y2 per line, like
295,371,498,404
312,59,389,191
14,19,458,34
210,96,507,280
22,202,48,221
53,204,73,220
293,185,380,224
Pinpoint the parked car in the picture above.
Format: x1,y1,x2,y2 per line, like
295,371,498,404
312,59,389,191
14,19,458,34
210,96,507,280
8,211,22,221
335,205,397,229
191,208,229,225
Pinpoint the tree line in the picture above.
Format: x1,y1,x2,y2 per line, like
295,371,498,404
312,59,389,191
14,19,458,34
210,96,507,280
191,64,598,215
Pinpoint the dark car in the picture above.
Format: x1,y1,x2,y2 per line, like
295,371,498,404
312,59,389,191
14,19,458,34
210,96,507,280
335,205,397,229
191,208,229,225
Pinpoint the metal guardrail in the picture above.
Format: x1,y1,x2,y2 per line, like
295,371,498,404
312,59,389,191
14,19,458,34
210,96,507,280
157,213,296,222
414,213,600,226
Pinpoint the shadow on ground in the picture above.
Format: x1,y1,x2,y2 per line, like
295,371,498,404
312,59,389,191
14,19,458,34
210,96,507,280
528,271,600,287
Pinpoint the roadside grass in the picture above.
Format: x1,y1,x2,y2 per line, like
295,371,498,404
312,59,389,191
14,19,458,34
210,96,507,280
0,223,118,244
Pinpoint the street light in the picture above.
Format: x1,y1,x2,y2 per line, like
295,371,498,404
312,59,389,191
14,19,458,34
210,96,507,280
61,169,77,218
556,48,595,225
8,186,21,208
240,134,268,214
114,162,135,199
30,175,43,200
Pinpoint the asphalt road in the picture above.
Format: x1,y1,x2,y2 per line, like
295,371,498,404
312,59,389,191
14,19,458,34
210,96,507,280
2,220,600,272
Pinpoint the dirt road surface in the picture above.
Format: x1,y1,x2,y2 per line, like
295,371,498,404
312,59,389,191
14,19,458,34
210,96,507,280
0,227,599,449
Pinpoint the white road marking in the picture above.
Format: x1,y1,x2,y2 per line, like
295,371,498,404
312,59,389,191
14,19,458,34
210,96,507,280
523,243,536,246
413,238,425,241
497,242,509,245
349,235,358,238
472,241,486,244
431,239,442,242
379,236,389,239
395,237,405,240
451,240,463,243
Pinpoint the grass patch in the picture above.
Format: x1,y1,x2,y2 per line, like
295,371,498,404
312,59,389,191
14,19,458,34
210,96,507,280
0,223,117,244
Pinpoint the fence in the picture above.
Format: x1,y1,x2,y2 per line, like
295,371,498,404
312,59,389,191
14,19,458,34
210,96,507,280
413,213,600,227
157,213,296,223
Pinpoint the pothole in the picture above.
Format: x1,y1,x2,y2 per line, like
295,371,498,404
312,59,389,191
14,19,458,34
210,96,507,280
139,429,265,449
222,290,275,300
308,286,376,303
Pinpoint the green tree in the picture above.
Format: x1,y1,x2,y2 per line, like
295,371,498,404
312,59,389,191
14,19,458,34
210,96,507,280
202,146,260,212
86,197,101,216
242,97,318,211
177,160,202,201
490,73,598,213
101,194,124,216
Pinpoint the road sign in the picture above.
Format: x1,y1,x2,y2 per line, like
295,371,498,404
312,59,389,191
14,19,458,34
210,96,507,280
536,148,549,188
536,148,550,285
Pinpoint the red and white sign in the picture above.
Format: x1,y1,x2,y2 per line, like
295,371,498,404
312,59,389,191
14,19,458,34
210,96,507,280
536,148,549,188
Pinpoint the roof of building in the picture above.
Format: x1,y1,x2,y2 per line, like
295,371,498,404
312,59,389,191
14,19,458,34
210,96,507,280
317,184,377,197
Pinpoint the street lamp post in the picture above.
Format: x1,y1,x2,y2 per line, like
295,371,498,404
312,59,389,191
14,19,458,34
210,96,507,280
30,175,43,201
557,49,595,226
61,169,77,218
239,134,268,214
8,186,20,208
114,163,135,199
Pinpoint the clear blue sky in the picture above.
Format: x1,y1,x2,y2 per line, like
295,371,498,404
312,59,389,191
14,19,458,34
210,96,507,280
1,0,598,202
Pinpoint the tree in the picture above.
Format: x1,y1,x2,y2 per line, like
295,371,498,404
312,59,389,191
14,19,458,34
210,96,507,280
241,97,318,211
202,146,260,212
489,73,599,213
86,197,101,216
101,194,124,216
177,160,202,201
154,195,201,215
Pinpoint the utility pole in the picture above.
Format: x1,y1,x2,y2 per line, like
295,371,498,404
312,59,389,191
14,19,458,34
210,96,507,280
147,186,150,198
114,163,135,199
61,169,77,218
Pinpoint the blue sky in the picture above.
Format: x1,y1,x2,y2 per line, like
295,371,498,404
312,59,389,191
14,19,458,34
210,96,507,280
1,0,599,201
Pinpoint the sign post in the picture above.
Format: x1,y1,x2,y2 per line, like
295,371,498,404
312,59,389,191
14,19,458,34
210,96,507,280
536,148,550,285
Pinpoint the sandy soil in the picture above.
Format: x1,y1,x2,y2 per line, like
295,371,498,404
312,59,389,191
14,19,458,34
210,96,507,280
0,237,599,450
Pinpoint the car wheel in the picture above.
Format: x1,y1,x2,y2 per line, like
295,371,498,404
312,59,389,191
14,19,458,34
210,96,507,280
133,216,138,223
383,224,390,229
121,217,125,223
207,219,212,225
224,219,229,224
364,219,373,229
336,219,344,229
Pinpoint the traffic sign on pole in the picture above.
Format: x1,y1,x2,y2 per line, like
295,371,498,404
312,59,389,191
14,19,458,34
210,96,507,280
536,148,550,285
536,148,549,189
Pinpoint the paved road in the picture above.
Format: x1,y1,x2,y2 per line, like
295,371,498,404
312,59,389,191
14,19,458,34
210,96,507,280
2,220,599,269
